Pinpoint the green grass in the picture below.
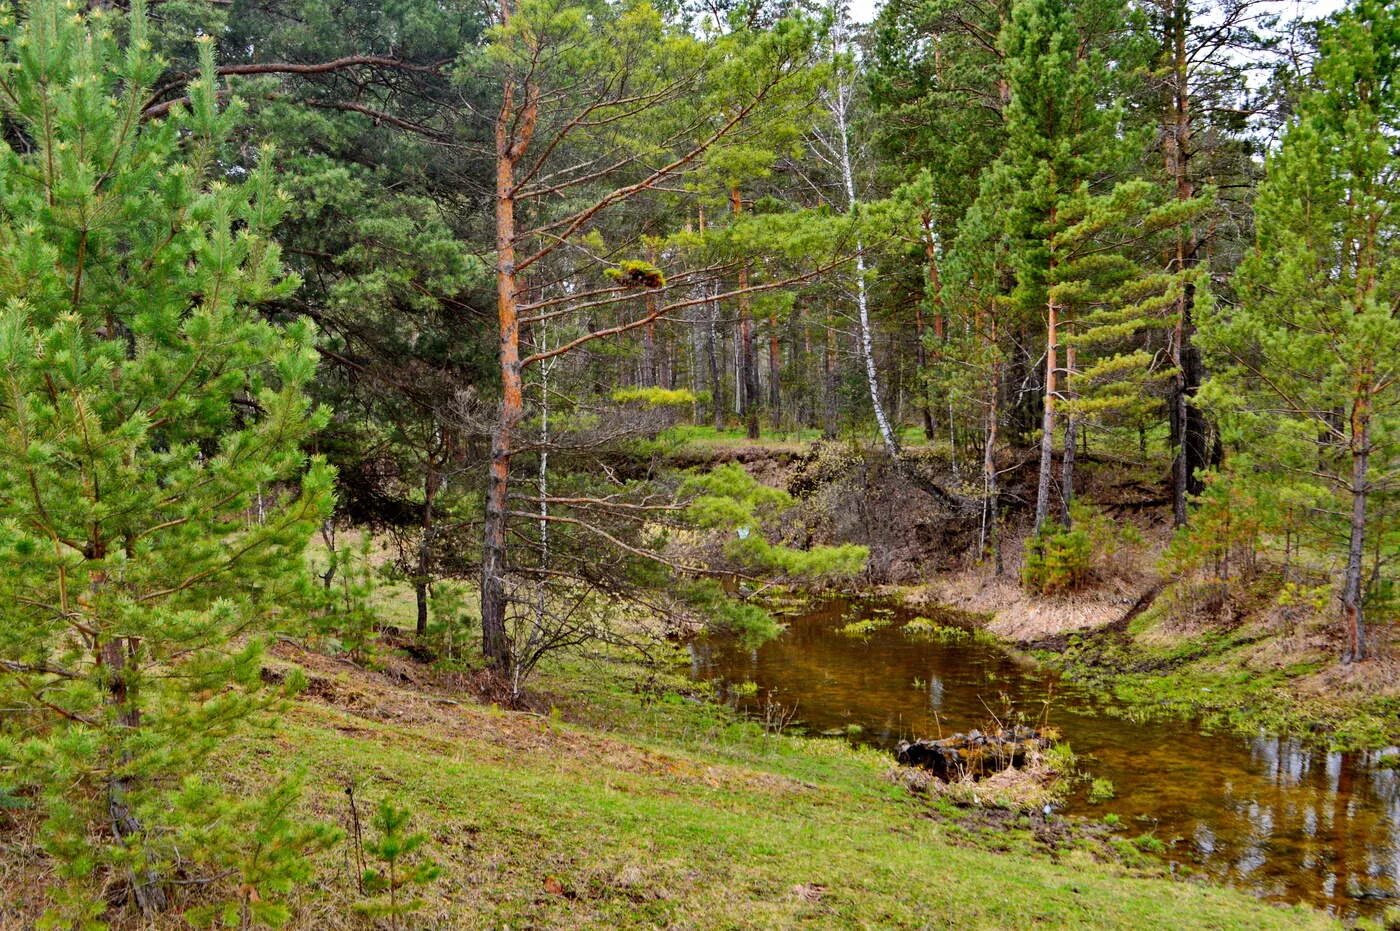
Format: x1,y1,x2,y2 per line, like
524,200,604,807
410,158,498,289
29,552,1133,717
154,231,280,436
195,636,1337,929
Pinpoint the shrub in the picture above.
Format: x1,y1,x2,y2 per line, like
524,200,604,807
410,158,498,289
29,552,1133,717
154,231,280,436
1022,526,1093,594
611,386,697,407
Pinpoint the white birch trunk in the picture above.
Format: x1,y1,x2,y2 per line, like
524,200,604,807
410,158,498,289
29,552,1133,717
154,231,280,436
831,8,900,459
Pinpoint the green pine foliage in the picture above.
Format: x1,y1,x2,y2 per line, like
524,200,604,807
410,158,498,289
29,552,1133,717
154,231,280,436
175,773,341,929
677,578,784,645
319,533,381,661
977,0,1146,323
1022,526,1093,594
353,799,442,929
946,0,1208,542
681,463,869,580
1194,0,1400,654
1023,501,1136,594
869,0,1008,232
673,463,865,645
1055,180,1211,427
0,0,332,921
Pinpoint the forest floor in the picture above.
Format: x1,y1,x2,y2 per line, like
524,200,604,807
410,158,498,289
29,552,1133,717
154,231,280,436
2,624,1337,929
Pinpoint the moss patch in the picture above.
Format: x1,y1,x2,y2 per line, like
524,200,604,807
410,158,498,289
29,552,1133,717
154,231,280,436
1038,578,1400,750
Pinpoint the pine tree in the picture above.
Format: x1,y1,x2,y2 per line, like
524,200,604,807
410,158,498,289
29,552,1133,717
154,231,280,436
1147,0,1275,527
0,0,333,919
962,0,1148,532
1199,0,1399,662
952,0,1211,545
478,0,827,674
354,799,442,930
1052,178,1211,514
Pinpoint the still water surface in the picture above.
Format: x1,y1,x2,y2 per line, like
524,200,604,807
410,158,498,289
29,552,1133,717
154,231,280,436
689,598,1400,918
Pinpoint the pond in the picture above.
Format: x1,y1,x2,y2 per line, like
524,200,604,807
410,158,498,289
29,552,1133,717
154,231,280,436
688,597,1400,919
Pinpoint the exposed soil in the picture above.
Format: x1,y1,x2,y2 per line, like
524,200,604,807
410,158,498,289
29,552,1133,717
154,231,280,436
724,440,1173,643
779,444,981,583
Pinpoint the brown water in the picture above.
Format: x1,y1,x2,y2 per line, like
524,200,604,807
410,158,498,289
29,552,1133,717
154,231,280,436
689,598,1400,919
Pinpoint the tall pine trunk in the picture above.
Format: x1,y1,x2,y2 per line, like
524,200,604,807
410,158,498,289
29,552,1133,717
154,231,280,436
768,314,781,427
643,244,660,385
643,317,657,386
1059,344,1077,527
919,211,943,442
1164,0,1207,527
707,288,724,430
914,300,933,441
822,323,838,438
96,543,167,913
797,302,814,428
415,460,439,638
732,187,760,439
1342,391,1371,663
698,209,725,430
1034,245,1060,532
982,312,1003,575
483,75,535,671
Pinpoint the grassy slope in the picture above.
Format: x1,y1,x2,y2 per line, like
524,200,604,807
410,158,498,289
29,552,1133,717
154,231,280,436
203,639,1331,931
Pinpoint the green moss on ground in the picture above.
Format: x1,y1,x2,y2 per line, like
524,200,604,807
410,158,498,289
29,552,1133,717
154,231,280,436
1037,580,1400,750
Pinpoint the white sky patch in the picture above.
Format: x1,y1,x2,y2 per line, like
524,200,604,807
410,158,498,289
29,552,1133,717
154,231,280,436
847,0,1349,27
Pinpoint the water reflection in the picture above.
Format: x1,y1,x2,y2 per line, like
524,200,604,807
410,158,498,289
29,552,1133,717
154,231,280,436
690,599,1400,918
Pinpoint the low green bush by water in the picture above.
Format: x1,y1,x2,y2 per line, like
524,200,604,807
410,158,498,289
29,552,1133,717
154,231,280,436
1023,526,1094,594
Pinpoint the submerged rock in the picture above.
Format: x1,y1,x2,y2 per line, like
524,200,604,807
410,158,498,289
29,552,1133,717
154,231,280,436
895,725,1052,782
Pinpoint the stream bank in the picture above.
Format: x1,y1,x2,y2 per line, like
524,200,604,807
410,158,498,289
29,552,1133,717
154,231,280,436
691,595,1400,920
690,437,1400,753
901,566,1400,753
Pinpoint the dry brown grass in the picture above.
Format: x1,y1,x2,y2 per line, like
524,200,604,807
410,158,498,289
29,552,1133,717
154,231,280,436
269,643,814,796
899,519,1169,644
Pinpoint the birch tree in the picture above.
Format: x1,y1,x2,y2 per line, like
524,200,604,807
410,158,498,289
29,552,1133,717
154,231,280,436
814,3,902,459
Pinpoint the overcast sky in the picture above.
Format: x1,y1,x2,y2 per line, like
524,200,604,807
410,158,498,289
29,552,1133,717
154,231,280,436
846,0,1350,26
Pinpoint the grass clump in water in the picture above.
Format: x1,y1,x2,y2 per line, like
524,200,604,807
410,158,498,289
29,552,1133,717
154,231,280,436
1088,777,1117,803
903,616,999,645
838,617,892,638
